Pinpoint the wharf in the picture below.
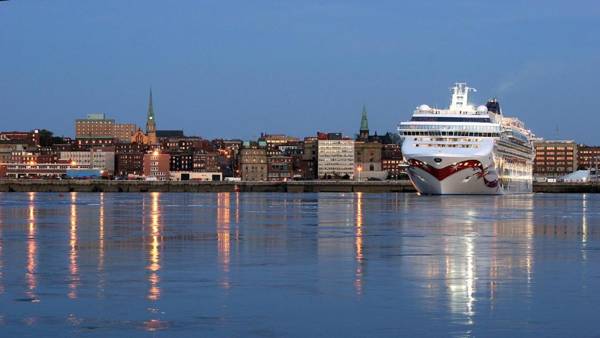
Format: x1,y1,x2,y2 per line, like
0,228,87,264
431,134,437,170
0,180,598,193
0,179,416,193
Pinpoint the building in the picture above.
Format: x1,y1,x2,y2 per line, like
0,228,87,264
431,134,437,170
576,145,600,170
114,123,137,143
143,151,171,180
267,155,293,181
317,132,355,179
355,141,383,177
353,107,384,180
193,151,220,172
115,143,147,177
59,149,115,174
382,143,406,179
169,153,194,172
5,161,73,178
533,140,577,179
11,151,58,164
0,143,29,163
156,130,185,139
0,130,40,146
258,133,300,156
75,113,135,143
301,137,317,180
239,147,268,181
76,113,114,139
75,137,115,149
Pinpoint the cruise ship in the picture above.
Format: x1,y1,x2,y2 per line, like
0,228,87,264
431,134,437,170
398,83,534,195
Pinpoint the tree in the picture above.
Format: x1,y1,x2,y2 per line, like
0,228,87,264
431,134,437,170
38,129,54,147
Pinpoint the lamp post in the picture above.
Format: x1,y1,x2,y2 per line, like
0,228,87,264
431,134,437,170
357,165,362,181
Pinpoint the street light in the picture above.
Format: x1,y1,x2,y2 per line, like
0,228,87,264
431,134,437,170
357,165,363,181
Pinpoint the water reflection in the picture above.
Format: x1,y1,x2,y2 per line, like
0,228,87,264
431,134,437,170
217,192,231,290
68,192,79,299
354,192,364,295
0,197,3,295
26,192,38,301
98,193,106,296
147,192,161,301
582,194,588,261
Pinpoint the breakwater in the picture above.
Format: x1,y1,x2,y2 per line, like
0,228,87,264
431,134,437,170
0,179,416,193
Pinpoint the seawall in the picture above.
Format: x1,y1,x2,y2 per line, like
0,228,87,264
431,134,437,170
0,179,416,193
1,180,598,193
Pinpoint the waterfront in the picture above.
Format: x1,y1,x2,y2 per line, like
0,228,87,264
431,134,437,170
0,192,599,337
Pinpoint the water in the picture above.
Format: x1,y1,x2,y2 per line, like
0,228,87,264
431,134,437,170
0,192,599,337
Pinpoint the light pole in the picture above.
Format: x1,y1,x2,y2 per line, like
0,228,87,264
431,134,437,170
357,166,362,181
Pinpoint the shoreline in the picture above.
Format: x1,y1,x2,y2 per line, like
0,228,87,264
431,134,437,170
0,179,599,193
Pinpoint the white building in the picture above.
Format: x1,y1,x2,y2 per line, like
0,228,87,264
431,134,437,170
170,171,223,181
317,138,355,179
59,150,115,174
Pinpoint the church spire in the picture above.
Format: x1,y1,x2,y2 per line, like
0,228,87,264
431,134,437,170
359,105,369,140
146,88,156,134
360,105,369,132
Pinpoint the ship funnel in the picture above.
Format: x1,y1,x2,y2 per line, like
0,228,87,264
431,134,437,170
486,98,501,114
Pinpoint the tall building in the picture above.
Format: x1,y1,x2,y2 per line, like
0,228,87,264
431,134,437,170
317,132,355,179
76,113,115,139
75,113,136,143
533,140,577,178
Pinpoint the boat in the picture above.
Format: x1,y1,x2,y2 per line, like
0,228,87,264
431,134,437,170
398,83,534,195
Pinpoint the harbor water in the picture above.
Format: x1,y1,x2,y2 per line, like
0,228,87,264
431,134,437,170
0,192,598,337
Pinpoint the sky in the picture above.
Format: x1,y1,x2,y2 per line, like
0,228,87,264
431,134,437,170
1,0,600,143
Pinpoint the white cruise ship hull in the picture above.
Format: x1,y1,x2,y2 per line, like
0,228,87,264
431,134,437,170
405,154,503,195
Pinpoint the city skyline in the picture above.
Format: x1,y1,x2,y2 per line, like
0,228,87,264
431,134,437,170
1,1,600,142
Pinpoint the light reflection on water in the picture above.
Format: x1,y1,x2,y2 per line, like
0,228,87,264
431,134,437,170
25,192,37,302
68,192,78,300
0,193,598,337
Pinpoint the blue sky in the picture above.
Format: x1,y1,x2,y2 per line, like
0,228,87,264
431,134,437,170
1,0,599,142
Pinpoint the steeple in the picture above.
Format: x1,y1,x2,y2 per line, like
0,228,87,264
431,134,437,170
146,88,156,134
145,88,157,145
359,105,369,140
360,105,369,131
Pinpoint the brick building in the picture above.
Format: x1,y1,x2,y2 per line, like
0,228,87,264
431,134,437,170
576,145,600,170
143,151,171,181
533,140,577,178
